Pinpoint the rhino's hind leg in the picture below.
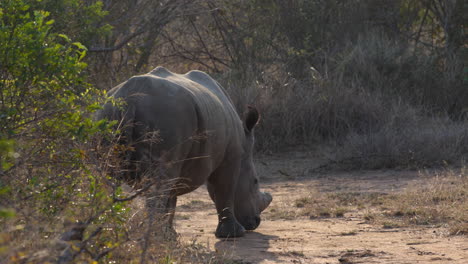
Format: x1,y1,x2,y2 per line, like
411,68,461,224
161,193,178,240
207,159,245,238
142,165,179,239
166,194,177,227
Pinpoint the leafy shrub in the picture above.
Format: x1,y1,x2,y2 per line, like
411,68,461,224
0,1,127,262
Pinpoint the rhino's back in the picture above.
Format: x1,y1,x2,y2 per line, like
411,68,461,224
150,67,238,126
105,67,244,186
142,67,242,142
109,67,240,131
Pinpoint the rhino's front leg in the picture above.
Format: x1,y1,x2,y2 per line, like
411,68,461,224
207,159,245,238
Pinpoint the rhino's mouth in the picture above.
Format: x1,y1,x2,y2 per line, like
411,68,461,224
241,192,272,230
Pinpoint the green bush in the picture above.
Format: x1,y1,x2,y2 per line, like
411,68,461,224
0,1,129,262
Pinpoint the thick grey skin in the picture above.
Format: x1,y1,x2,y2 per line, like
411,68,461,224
98,67,272,238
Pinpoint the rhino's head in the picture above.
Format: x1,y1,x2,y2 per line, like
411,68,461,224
234,106,272,230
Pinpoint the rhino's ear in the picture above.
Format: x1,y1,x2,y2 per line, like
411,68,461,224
244,106,260,133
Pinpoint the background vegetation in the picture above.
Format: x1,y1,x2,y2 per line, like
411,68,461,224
1,0,466,263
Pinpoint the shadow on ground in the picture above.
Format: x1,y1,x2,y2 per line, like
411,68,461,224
215,232,279,263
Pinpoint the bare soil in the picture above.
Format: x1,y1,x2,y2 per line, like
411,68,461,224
175,152,468,264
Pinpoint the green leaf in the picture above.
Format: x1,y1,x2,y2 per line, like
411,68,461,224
72,42,87,50
58,34,71,42
0,208,16,219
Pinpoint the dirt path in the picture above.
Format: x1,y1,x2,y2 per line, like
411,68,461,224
175,153,468,263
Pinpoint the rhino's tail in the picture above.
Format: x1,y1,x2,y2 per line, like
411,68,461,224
97,99,136,142
117,103,136,147
96,98,138,182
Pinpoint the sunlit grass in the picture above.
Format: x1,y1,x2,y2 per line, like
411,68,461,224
275,168,467,235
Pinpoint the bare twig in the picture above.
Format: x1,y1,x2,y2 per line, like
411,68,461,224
113,180,155,202
88,29,146,53
413,7,430,53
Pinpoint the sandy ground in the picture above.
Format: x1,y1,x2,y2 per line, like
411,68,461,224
175,152,468,264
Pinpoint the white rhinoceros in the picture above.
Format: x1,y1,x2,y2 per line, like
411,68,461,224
97,67,272,238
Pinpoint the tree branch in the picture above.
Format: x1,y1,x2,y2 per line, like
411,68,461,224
88,29,146,53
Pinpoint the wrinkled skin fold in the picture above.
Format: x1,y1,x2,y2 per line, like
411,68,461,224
97,67,272,238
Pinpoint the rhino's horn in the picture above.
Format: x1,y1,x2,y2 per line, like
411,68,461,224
260,192,272,212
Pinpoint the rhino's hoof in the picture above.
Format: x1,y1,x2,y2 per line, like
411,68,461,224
215,220,245,238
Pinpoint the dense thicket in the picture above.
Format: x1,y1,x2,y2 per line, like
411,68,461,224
84,0,466,116
1,0,466,262
83,0,467,167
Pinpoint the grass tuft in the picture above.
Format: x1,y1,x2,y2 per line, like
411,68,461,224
288,168,467,235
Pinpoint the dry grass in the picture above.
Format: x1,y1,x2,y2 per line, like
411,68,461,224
382,168,468,235
294,192,389,219
219,30,467,169
110,239,238,264
277,168,467,235
222,68,387,151
336,116,468,169
0,141,236,264
266,206,301,221
265,189,388,221
1,196,234,264
106,196,238,264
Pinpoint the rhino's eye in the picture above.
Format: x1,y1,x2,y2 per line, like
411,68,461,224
254,178,258,185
